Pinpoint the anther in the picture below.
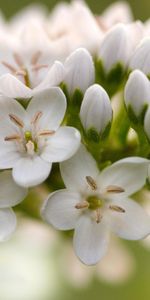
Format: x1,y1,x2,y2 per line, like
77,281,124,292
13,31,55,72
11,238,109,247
1,61,17,73
31,51,42,65
75,201,89,209
32,64,48,71
4,134,21,141
38,130,56,137
109,205,125,213
9,114,24,128
15,70,27,77
31,111,43,125
13,52,24,67
86,176,97,190
106,185,125,193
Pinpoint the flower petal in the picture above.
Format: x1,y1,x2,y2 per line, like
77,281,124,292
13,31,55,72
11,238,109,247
106,198,150,240
27,87,66,130
64,48,95,95
42,189,81,230
0,208,16,241
41,126,81,163
0,74,32,99
73,213,109,265
34,61,65,91
12,156,52,187
60,145,99,192
98,157,149,196
0,170,27,208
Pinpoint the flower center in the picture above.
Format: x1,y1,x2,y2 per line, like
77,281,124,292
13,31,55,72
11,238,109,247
1,51,48,88
4,112,55,156
86,195,103,210
75,175,126,224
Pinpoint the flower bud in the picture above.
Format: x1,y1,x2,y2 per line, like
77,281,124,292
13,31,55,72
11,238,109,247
64,48,95,95
80,84,112,139
144,106,150,141
98,24,130,74
130,38,150,76
124,70,150,121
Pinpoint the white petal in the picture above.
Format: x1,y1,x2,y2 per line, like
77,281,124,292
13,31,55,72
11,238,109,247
64,48,95,94
106,198,150,240
80,84,112,133
0,96,27,123
101,2,133,27
0,170,27,208
99,24,129,73
0,143,21,169
0,208,16,241
12,156,52,187
144,106,150,140
73,213,109,265
27,87,66,130
130,38,150,75
98,157,149,196
124,70,150,116
60,145,99,192
34,61,65,92
0,74,32,99
42,189,81,230
41,126,81,162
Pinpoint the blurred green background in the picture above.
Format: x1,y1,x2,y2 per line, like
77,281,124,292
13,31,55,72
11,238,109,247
0,1,150,300
1,0,150,20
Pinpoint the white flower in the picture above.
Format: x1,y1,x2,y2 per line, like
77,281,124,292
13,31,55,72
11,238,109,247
80,84,112,135
98,24,130,73
42,145,150,265
0,88,80,187
99,1,133,29
0,54,65,99
124,70,150,117
63,48,95,95
144,107,150,147
130,38,150,75
0,170,27,241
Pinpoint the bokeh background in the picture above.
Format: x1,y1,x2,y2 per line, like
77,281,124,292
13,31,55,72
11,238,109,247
0,1,150,300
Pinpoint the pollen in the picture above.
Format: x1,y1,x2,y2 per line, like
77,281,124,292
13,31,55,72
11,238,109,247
86,176,97,190
109,205,125,213
9,114,24,128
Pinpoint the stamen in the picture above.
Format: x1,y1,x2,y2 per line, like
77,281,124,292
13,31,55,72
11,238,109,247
95,208,102,223
13,52,24,67
38,130,55,137
31,111,43,125
106,185,125,193
75,201,89,209
26,140,35,155
32,64,48,71
15,69,27,77
86,176,97,190
31,51,42,65
9,114,24,128
1,61,17,73
4,134,21,141
109,205,125,213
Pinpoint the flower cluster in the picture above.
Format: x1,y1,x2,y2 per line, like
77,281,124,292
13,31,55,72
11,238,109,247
0,1,150,265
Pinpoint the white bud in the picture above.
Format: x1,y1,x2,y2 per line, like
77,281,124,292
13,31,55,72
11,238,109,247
64,48,95,95
130,38,150,76
80,84,112,135
98,24,130,73
124,70,150,117
144,107,150,140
